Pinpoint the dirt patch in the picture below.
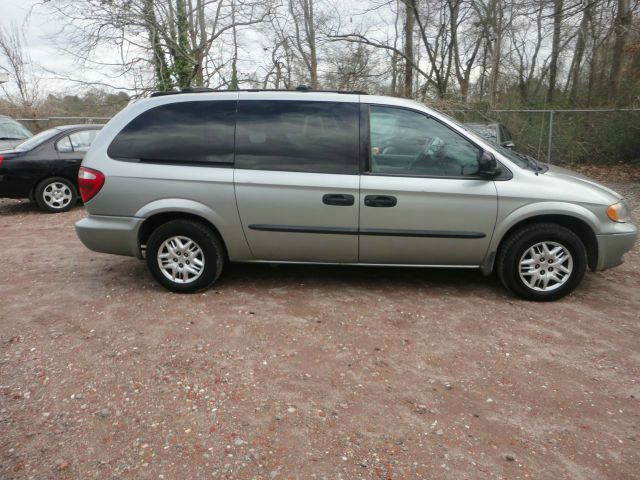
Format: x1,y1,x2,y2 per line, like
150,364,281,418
1,179,639,479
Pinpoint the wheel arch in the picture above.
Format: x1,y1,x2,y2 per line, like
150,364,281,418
138,211,229,261
484,207,599,274
31,174,78,198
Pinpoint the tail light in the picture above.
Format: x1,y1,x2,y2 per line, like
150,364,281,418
78,167,105,202
0,155,4,168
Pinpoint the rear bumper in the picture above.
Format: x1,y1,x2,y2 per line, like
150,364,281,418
75,215,143,258
595,226,637,271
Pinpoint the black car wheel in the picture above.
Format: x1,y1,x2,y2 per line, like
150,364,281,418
35,177,78,213
496,223,587,301
146,220,224,293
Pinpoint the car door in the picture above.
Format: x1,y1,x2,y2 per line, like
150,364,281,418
234,95,361,262
359,105,498,266
55,129,100,178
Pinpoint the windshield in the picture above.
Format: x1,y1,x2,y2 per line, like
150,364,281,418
14,128,60,151
466,124,498,142
491,143,532,169
419,108,538,171
0,120,32,140
450,117,535,169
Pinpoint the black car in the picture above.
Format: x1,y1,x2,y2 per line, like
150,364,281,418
0,125,102,212
465,122,515,149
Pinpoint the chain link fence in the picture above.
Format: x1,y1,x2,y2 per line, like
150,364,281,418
446,108,640,164
15,117,110,133
14,109,640,165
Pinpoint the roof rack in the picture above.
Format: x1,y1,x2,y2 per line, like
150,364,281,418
150,85,367,97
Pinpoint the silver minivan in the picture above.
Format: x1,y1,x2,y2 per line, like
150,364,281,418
75,89,637,301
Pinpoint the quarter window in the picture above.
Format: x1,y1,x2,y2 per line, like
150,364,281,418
68,130,99,152
57,130,99,153
235,100,359,174
369,106,481,177
108,101,236,165
56,135,73,153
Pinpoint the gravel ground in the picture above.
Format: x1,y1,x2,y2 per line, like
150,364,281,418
0,179,639,479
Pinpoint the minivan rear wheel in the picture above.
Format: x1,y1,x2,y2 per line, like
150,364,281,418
146,220,224,293
496,223,587,301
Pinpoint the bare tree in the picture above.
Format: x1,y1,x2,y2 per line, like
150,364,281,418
547,0,564,102
30,0,640,106
567,1,593,103
0,23,41,114
324,43,375,91
403,0,415,97
609,0,633,103
42,0,274,92
509,1,547,103
288,0,320,88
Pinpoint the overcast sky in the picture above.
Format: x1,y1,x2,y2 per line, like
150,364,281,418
3,0,65,89
2,0,127,93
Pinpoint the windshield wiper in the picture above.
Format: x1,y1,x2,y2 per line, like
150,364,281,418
0,137,23,140
525,155,546,174
510,149,542,174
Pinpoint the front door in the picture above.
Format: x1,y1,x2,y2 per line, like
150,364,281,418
359,105,498,266
234,97,361,262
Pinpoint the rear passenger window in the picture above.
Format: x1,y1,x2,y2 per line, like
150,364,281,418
108,101,235,165
235,100,359,174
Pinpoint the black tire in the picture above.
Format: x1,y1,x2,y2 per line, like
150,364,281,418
146,219,224,293
496,223,587,301
34,177,78,213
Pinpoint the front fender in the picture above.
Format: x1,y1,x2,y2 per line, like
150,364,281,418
481,201,600,275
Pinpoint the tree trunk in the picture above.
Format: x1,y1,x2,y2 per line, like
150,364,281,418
568,2,591,104
609,0,632,104
547,0,563,102
391,0,402,96
174,0,193,88
229,0,239,89
488,34,501,106
289,0,318,88
143,0,172,90
403,1,415,98
305,0,318,88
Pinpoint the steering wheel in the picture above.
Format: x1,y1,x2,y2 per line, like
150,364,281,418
408,136,439,171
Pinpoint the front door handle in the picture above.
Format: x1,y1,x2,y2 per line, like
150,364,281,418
322,193,355,206
364,195,397,207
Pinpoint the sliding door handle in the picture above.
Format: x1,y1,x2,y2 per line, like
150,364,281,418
364,195,397,207
322,193,355,206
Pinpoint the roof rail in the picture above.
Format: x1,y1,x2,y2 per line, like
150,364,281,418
150,87,215,97
149,85,367,97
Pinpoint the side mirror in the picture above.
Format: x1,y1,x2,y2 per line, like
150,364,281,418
478,151,501,178
501,140,515,149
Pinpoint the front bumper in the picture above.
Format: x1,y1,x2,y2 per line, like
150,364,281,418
595,225,638,271
75,215,143,258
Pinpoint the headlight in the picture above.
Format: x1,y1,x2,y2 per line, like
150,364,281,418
607,201,632,223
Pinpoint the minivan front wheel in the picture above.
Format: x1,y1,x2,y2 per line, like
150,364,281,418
146,220,224,293
497,223,587,301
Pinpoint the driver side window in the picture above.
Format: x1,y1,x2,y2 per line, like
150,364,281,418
369,106,481,177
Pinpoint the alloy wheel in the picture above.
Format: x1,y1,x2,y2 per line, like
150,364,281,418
157,236,205,284
518,241,573,292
